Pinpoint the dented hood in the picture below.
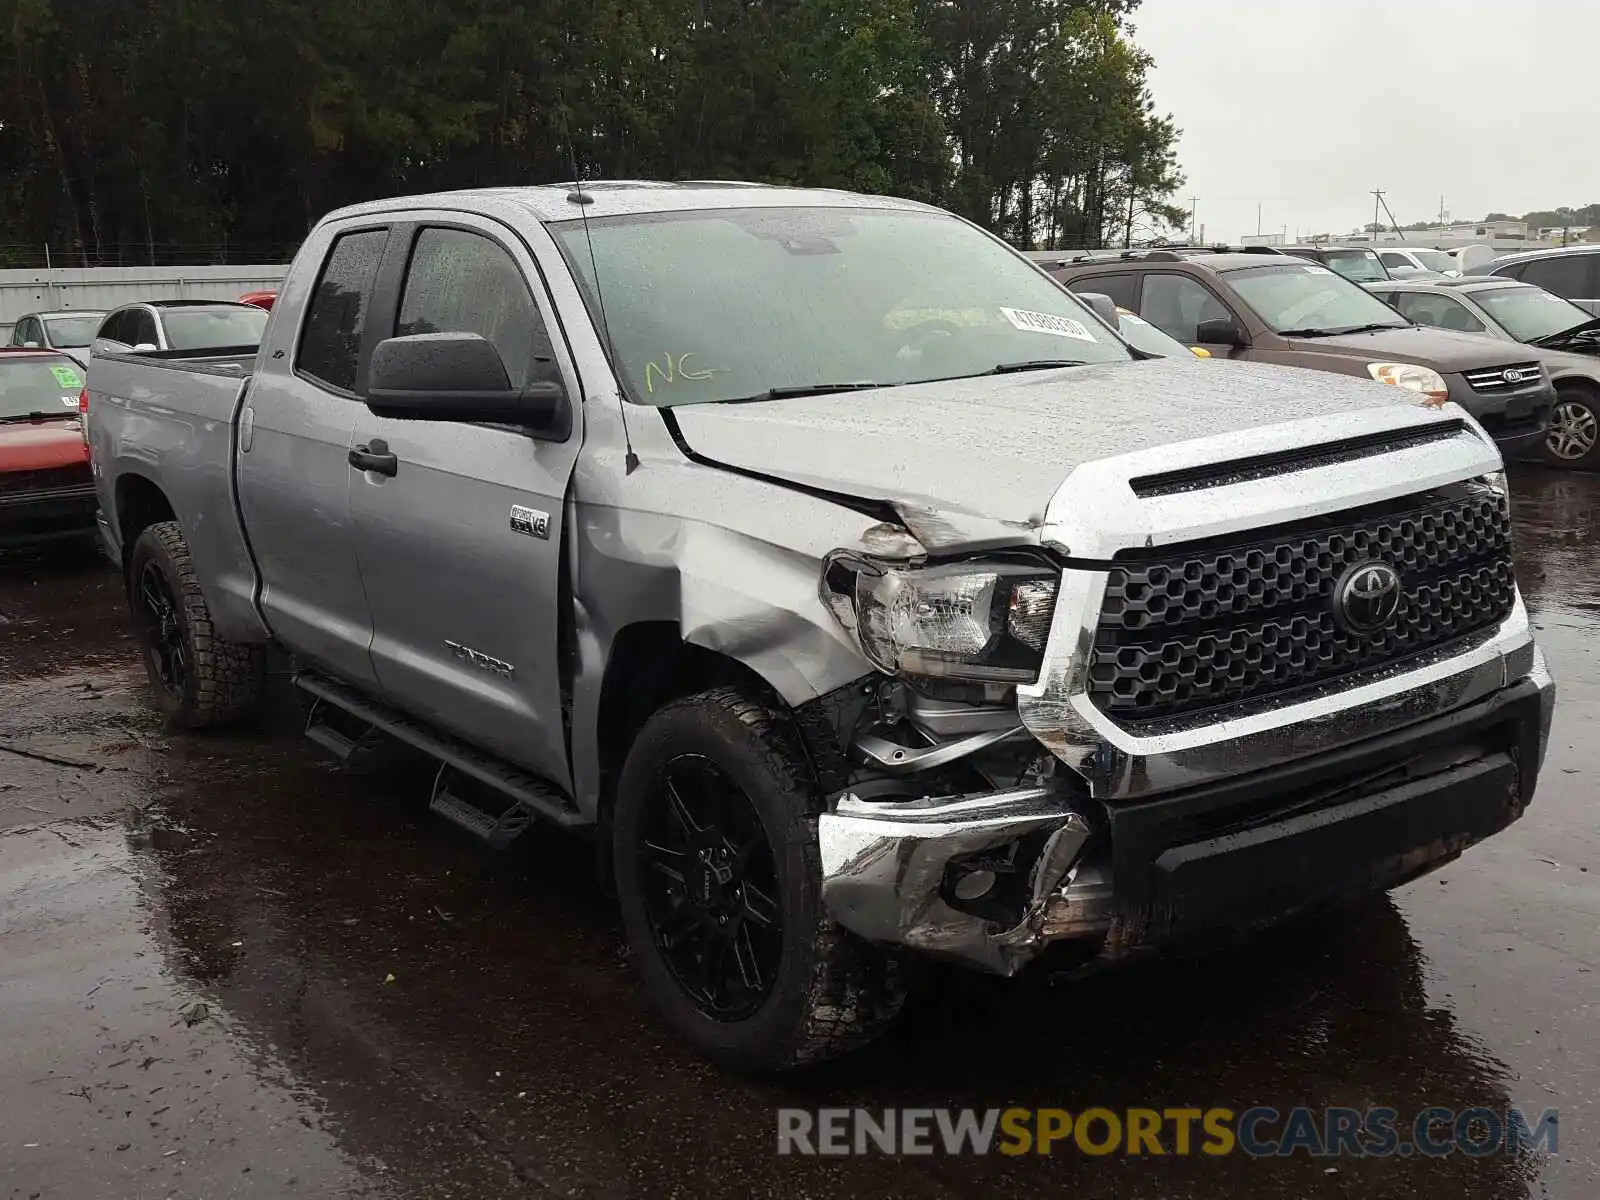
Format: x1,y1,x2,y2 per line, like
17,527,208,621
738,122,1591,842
669,357,1421,543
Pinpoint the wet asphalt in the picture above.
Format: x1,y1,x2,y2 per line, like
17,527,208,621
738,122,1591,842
1,469,1597,1200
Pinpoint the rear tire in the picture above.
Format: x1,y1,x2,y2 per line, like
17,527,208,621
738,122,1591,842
128,521,265,729
613,686,905,1072
1541,387,1600,469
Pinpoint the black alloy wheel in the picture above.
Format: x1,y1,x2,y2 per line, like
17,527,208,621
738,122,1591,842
636,754,784,1021
136,558,187,701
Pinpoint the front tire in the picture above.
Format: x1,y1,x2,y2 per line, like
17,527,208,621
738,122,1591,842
612,687,905,1072
1542,387,1600,469
128,521,265,729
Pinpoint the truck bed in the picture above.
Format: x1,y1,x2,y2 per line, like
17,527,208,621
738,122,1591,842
94,344,258,378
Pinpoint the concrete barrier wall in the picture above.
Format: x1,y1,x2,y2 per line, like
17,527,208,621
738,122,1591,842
0,265,290,339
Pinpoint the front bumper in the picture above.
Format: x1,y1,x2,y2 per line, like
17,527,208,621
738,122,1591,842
819,653,1552,974
0,484,98,547
1447,375,1552,453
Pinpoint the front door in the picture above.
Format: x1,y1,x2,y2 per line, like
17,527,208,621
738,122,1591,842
236,222,395,687
348,218,583,785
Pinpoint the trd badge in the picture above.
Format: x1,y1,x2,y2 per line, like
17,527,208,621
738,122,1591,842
509,505,551,540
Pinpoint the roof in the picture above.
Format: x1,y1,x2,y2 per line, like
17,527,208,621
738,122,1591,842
1381,277,1526,293
325,180,937,225
0,347,77,359
1052,251,1302,274
1280,244,1380,253
1469,244,1600,272
21,310,106,320
145,299,256,309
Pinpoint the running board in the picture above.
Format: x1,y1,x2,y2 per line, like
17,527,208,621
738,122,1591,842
293,671,584,837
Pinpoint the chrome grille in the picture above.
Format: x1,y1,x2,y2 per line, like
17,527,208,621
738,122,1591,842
1463,362,1541,392
1087,484,1515,723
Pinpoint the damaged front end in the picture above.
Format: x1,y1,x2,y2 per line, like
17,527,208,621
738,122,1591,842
812,543,1117,975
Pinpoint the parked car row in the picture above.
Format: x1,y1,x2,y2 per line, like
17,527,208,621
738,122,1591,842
1,292,275,549
1039,243,1600,471
78,181,1553,1071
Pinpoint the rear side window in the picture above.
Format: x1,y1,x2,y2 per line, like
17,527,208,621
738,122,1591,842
98,311,128,343
1380,252,1411,269
297,228,390,393
1068,272,1138,309
396,227,553,388
129,310,158,347
1517,255,1594,299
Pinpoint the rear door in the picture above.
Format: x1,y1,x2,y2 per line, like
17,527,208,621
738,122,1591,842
347,214,583,784
235,221,395,687
1516,253,1600,315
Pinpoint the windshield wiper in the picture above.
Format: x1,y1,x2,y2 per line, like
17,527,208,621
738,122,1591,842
725,382,887,403
983,359,1088,375
1278,323,1404,338
0,410,75,424
1531,317,1600,347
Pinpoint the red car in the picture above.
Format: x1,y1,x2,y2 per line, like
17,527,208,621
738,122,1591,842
239,290,277,310
0,349,96,548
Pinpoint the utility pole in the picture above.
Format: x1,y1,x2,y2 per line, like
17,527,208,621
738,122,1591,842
1189,196,1198,244
1372,189,1384,242
1257,204,1262,236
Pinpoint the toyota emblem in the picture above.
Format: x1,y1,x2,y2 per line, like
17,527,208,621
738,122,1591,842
1333,561,1402,633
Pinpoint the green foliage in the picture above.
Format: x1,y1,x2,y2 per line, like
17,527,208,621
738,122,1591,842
0,0,1183,263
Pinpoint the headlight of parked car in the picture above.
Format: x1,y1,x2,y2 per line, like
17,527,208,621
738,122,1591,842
1366,361,1449,405
821,553,1059,681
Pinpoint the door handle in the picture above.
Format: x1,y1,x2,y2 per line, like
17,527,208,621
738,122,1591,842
349,438,398,477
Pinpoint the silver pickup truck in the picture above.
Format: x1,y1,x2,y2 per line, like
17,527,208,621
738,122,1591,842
88,183,1554,1073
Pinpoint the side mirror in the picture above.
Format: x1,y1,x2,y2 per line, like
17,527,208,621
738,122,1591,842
366,332,569,436
1076,291,1121,331
1195,317,1248,348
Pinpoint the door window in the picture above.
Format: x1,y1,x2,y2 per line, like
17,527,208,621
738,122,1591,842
1392,292,1488,334
1380,252,1412,270
1068,272,1139,309
99,311,131,345
16,317,39,345
297,228,391,393
129,310,158,347
1139,274,1232,342
395,227,553,388
1517,254,1595,299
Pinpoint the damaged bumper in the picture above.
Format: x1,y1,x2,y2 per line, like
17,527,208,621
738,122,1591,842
818,656,1553,975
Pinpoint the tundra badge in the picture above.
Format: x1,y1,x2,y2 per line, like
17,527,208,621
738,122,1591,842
509,505,551,539
445,641,516,679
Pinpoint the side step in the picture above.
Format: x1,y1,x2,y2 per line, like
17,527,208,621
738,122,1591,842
293,671,584,840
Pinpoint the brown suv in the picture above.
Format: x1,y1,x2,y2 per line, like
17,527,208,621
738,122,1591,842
1044,249,1553,457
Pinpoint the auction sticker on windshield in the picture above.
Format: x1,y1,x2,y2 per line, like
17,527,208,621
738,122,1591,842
49,364,83,389
1000,308,1098,342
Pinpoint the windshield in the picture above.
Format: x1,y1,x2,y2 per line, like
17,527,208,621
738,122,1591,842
1471,285,1594,342
1229,263,1410,334
161,307,269,350
551,206,1132,406
1322,249,1388,283
42,315,103,348
0,356,84,419
1411,250,1456,273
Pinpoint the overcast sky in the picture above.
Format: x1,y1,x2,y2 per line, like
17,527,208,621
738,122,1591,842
1131,0,1600,242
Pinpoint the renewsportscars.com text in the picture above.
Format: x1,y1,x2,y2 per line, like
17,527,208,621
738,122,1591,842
776,1106,1560,1158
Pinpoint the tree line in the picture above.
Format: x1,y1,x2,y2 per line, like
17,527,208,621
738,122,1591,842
0,0,1184,267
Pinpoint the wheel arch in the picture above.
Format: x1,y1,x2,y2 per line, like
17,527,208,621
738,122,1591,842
113,472,176,573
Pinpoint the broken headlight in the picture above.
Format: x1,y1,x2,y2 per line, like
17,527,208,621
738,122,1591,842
821,553,1060,682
